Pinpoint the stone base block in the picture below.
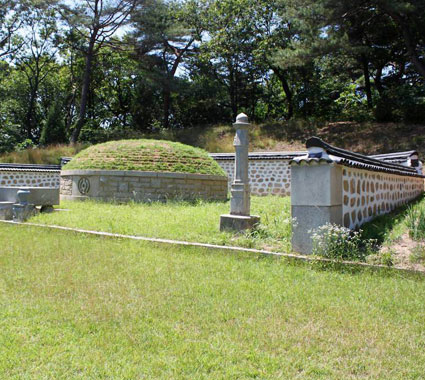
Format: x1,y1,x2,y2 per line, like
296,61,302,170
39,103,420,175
13,204,37,222
291,205,342,254
220,214,260,232
0,202,14,220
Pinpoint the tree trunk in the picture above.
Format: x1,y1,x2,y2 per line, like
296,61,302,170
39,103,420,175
70,35,96,144
228,64,237,119
361,54,373,108
374,65,384,95
272,66,293,120
25,80,39,140
163,81,171,129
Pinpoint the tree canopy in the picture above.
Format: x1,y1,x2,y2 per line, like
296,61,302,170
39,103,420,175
0,0,424,151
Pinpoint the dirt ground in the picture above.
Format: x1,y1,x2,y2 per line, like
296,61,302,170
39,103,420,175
381,234,425,272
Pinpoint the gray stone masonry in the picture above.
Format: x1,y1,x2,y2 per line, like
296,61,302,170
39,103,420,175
61,170,227,202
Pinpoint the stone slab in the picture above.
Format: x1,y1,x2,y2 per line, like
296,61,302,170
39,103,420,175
0,187,59,206
220,214,260,232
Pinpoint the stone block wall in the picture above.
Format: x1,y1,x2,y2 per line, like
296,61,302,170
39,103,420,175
342,167,424,229
292,161,424,254
214,157,293,196
291,137,425,254
61,170,228,202
0,169,60,188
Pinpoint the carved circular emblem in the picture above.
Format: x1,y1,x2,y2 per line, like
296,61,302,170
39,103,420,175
77,177,90,195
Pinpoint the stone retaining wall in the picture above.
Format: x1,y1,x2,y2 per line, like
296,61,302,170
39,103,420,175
342,167,424,229
211,153,305,196
291,138,425,254
0,169,60,188
61,170,228,202
216,159,291,196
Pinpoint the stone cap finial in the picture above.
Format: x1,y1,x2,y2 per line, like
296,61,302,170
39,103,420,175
233,113,250,127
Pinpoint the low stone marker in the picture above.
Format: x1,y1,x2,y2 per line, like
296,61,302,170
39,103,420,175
0,186,59,221
0,187,59,206
220,113,260,231
13,189,36,222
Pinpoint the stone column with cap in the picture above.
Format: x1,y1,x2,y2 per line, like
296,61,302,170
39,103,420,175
220,113,260,231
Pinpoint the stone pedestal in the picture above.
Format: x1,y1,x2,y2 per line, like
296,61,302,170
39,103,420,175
13,203,36,222
220,113,260,232
12,188,37,222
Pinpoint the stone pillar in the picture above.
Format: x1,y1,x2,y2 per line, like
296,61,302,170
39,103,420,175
220,113,260,231
291,162,343,254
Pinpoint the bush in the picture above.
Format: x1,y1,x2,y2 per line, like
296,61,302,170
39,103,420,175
311,224,376,261
14,139,35,152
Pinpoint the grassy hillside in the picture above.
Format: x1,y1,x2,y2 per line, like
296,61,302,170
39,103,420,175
0,121,424,164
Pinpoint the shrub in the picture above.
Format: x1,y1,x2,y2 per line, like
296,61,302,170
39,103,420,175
406,204,425,241
311,224,376,261
14,139,35,152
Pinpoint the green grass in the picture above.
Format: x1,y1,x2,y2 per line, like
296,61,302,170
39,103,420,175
1,223,425,379
361,195,425,246
65,139,225,176
31,196,292,253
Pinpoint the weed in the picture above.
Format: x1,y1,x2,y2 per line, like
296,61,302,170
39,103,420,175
367,250,395,267
406,204,425,241
410,245,425,264
311,224,377,261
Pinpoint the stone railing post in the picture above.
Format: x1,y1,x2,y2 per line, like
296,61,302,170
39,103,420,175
291,149,343,254
220,113,260,231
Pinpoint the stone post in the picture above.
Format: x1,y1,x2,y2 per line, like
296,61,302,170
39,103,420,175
220,113,260,231
291,153,343,254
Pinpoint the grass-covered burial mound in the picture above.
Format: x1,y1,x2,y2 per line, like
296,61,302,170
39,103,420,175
61,139,228,202
64,139,225,176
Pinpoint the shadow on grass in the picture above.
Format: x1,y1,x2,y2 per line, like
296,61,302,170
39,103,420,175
360,195,425,244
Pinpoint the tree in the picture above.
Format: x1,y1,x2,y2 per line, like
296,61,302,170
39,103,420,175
0,0,25,58
132,0,202,128
58,0,138,143
15,7,59,139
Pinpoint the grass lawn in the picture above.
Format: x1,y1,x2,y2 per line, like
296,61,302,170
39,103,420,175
31,196,293,253
1,223,425,379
